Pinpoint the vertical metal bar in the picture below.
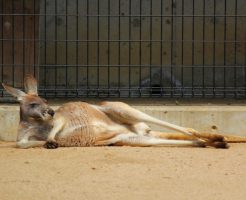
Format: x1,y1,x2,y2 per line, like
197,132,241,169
1,0,3,95
181,0,184,97
192,0,195,97
55,0,57,97
244,4,246,98
234,0,237,97
97,0,100,96
170,0,173,97
23,0,26,86
118,0,121,97
202,0,205,97
128,0,131,97
33,0,36,77
223,0,226,97
160,0,163,96
44,0,47,97
65,0,68,96
245,23,246,97
12,0,14,86
213,0,216,97
76,0,79,97
108,0,110,97
139,0,142,97
86,0,89,97
150,0,153,97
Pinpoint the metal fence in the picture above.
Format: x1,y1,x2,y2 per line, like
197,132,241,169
0,0,246,99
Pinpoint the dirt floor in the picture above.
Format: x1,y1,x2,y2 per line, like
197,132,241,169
0,142,246,200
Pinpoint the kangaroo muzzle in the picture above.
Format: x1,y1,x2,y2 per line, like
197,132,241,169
47,109,55,117
42,108,55,120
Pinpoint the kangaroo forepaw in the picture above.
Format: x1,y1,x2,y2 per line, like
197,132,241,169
44,141,59,149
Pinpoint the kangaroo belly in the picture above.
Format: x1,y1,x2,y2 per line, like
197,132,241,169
54,102,129,147
57,129,95,147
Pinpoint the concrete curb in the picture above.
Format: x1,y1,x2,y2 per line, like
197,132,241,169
0,104,245,141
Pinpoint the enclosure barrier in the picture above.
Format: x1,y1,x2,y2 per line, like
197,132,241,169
0,0,245,99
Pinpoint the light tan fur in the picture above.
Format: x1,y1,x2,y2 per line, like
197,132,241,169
2,75,246,149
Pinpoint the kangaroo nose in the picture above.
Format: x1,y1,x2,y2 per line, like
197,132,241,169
48,109,55,117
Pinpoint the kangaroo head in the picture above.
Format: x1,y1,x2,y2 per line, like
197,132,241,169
2,75,54,123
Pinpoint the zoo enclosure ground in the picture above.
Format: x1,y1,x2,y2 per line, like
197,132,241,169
0,142,246,200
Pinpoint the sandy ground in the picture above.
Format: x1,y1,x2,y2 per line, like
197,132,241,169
0,142,246,200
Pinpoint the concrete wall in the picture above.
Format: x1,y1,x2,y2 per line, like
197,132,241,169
1,103,246,141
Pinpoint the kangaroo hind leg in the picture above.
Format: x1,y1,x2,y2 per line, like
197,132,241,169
149,131,229,149
94,133,206,147
96,102,229,148
97,102,199,137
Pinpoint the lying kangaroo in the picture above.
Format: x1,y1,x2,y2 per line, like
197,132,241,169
2,75,246,149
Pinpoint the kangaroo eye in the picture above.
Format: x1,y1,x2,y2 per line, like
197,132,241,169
30,103,39,108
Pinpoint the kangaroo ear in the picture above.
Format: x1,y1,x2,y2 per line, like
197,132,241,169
24,74,38,95
2,83,27,101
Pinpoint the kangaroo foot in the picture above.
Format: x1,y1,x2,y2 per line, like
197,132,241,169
212,141,230,149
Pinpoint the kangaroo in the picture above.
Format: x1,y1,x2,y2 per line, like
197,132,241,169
2,75,246,149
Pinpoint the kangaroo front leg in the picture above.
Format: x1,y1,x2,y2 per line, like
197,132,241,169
17,140,46,149
16,131,45,149
44,118,65,149
15,129,46,149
